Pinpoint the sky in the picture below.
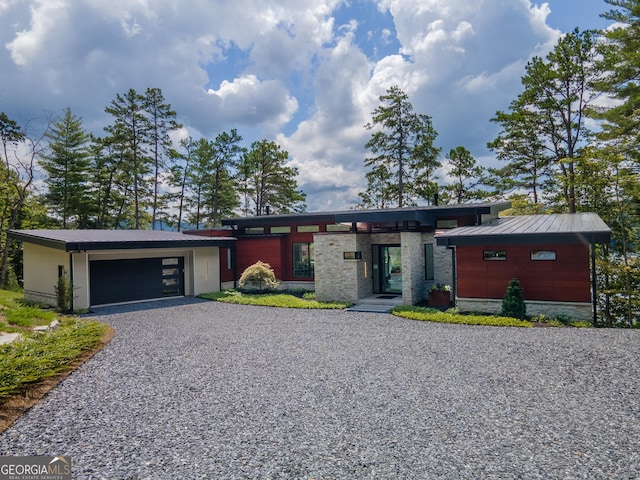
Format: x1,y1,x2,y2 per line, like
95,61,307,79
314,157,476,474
0,0,615,212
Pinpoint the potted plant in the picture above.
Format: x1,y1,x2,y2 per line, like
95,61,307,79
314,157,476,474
428,283,451,308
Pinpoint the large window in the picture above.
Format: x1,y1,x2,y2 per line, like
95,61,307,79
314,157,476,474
293,242,314,278
425,244,434,280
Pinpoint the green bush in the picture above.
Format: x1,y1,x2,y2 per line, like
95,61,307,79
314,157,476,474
392,306,532,328
502,278,527,319
55,274,74,313
238,261,280,291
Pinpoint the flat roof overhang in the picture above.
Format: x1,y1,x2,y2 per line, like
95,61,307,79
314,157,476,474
221,202,512,228
8,229,236,252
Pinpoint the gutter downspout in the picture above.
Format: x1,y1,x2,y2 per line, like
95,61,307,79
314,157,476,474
449,246,457,308
591,244,597,327
69,252,75,313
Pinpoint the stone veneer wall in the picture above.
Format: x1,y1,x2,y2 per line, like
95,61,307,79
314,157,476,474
457,297,593,323
314,233,361,303
401,232,425,305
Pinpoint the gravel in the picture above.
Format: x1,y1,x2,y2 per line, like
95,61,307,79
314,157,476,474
1,299,639,479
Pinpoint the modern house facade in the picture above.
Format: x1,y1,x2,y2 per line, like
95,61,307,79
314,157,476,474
10,203,611,321
189,202,611,321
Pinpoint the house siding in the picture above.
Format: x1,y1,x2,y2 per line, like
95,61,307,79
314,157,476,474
455,244,591,303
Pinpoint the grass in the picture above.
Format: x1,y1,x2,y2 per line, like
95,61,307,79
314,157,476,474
0,317,110,400
392,306,533,328
199,290,351,309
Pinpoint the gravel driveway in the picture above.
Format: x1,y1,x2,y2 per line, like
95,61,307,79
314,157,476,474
1,299,639,479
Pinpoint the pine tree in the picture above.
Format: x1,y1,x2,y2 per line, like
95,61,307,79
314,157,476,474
442,146,487,204
104,88,152,229
241,140,306,215
363,85,440,207
41,107,92,228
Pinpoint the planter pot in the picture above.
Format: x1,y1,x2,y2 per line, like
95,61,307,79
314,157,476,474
428,290,451,309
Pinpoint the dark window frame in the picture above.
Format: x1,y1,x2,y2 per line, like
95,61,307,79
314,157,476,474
293,242,314,278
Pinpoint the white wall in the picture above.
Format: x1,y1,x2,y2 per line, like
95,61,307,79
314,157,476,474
22,243,70,307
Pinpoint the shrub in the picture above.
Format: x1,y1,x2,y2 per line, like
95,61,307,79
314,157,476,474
501,278,527,320
55,274,74,313
238,261,280,291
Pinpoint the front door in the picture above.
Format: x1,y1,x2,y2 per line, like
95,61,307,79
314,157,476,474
372,245,402,295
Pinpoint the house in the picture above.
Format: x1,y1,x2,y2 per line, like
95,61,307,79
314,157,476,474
189,202,611,322
10,203,611,321
8,229,235,310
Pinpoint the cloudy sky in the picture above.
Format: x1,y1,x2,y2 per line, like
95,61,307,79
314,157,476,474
0,0,612,211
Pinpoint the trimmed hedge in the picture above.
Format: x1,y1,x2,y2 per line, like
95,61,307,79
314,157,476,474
392,306,533,328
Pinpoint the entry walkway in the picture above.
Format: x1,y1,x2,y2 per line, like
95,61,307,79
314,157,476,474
346,294,404,313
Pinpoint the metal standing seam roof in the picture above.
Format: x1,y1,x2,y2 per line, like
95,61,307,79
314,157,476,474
435,213,612,246
8,229,236,252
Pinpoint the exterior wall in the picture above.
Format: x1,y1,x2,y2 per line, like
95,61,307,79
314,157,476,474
455,244,591,302
314,233,361,304
22,243,70,307
192,247,221,296
71,252,90,310
401,232,425,305
235,236,284,280
456,298,593,323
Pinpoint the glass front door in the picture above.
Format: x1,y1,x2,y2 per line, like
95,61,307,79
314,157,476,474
373,245,402,295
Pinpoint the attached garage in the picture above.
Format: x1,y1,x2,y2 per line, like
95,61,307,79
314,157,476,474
9,229,235,311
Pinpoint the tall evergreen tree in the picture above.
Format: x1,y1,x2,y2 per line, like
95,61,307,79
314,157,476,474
240,140,306,215
104,88,152,229
41,107,92,228
144,88,182,230
205,129,243,226
489,29,601,213
362,85,440,207
442,146,486,204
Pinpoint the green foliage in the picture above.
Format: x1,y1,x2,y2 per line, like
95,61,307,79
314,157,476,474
442,146,488,204
237,139,306,216
199,290,350,309
0,318,109,399
55,274,73,314
362,85,441,208
238,261,280,291
41,107,93,228
392,306,532,328
5,306,56,328
501,278,527,320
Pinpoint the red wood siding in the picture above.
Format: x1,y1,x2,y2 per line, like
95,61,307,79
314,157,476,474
236,237,285,280
456,244,591,302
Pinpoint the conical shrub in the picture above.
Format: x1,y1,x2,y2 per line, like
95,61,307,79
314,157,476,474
501,278,526,320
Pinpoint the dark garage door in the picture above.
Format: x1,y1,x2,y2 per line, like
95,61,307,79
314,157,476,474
90,257,184,306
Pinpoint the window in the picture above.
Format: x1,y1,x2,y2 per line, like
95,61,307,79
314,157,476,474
531,250,556,261
245,227,265,234
484,250,506,261
326,223,351,232
293,242,314,278
270,226,291,234
436,219,458,229
297,225,319,233
343,251,362,260
425,244,434,280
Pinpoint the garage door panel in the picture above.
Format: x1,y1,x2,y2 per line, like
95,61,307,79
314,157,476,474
90,257,183,306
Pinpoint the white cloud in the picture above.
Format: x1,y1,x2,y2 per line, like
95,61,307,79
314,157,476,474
0,0,590,211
